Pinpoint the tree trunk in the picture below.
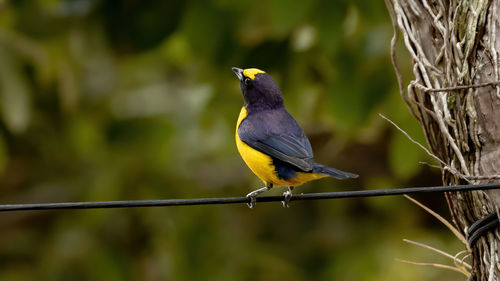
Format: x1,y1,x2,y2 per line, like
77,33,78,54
385,0,500,280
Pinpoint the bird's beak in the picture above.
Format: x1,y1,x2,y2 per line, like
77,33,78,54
232,67,244,81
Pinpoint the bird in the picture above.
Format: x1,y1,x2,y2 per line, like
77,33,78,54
232,67,358,208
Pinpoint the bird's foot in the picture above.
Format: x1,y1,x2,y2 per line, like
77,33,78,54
246,186,270,208
281,187,294,208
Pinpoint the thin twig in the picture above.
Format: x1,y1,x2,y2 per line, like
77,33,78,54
395,259,471,276
403,238,471,268
380,113,472,183
379,113,445,165
411,80,500,92
419,162,500,180
404,195,468,246
385,0,407,101
453,251,472,272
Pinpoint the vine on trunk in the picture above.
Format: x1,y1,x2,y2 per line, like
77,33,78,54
384,0,500,280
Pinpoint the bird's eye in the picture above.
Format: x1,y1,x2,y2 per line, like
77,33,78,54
244,78,251,86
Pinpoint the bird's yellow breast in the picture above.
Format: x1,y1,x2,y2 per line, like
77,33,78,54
236,107,278,185
235,107,325,187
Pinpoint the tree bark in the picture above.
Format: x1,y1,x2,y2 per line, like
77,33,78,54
385,0,500,280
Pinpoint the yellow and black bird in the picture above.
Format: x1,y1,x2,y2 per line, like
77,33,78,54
232,67,358,208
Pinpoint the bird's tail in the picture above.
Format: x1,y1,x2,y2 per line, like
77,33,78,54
312,163,359,180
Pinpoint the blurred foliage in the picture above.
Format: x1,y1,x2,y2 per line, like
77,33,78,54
0,1,465,281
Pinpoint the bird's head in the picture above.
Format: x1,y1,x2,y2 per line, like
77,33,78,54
232,67,284,110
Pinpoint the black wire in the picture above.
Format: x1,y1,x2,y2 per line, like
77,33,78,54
467,212,499,246
468,212,498,235
0,183,499,212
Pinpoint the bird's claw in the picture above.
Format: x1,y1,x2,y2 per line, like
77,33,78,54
281,189,293,208
246,194,257,208
245,186,269,208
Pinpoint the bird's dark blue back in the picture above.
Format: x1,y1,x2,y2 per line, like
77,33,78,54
238,107,315,174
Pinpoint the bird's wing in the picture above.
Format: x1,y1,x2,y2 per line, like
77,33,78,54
238,110,314,172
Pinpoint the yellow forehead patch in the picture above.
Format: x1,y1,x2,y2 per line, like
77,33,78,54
243,68,265,80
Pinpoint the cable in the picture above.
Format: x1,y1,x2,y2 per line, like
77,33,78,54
467,212,499,246
0,183,498,212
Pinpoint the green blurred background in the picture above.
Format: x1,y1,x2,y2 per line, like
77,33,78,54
0,1,467,280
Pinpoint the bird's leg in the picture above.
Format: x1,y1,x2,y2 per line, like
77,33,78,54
281,186,294,208
246,183,273,208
